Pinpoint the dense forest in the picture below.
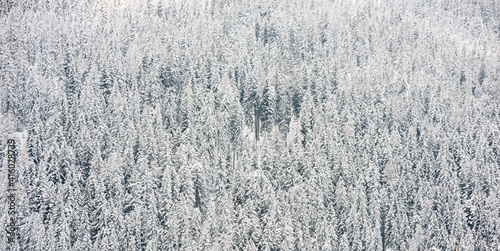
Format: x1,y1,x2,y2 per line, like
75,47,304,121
1,0,499,250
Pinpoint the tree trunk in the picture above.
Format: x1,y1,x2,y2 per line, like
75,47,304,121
254,104,259,141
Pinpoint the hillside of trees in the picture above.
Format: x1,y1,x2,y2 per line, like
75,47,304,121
1,0,499,250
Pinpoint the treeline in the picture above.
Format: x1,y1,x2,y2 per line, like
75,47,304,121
1,0,499,250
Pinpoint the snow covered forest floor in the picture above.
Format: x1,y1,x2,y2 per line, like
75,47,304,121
1,0,499,250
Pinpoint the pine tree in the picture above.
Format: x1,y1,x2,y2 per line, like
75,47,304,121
260,81,276,133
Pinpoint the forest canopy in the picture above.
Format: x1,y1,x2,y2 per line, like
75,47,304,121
1,0,499,250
